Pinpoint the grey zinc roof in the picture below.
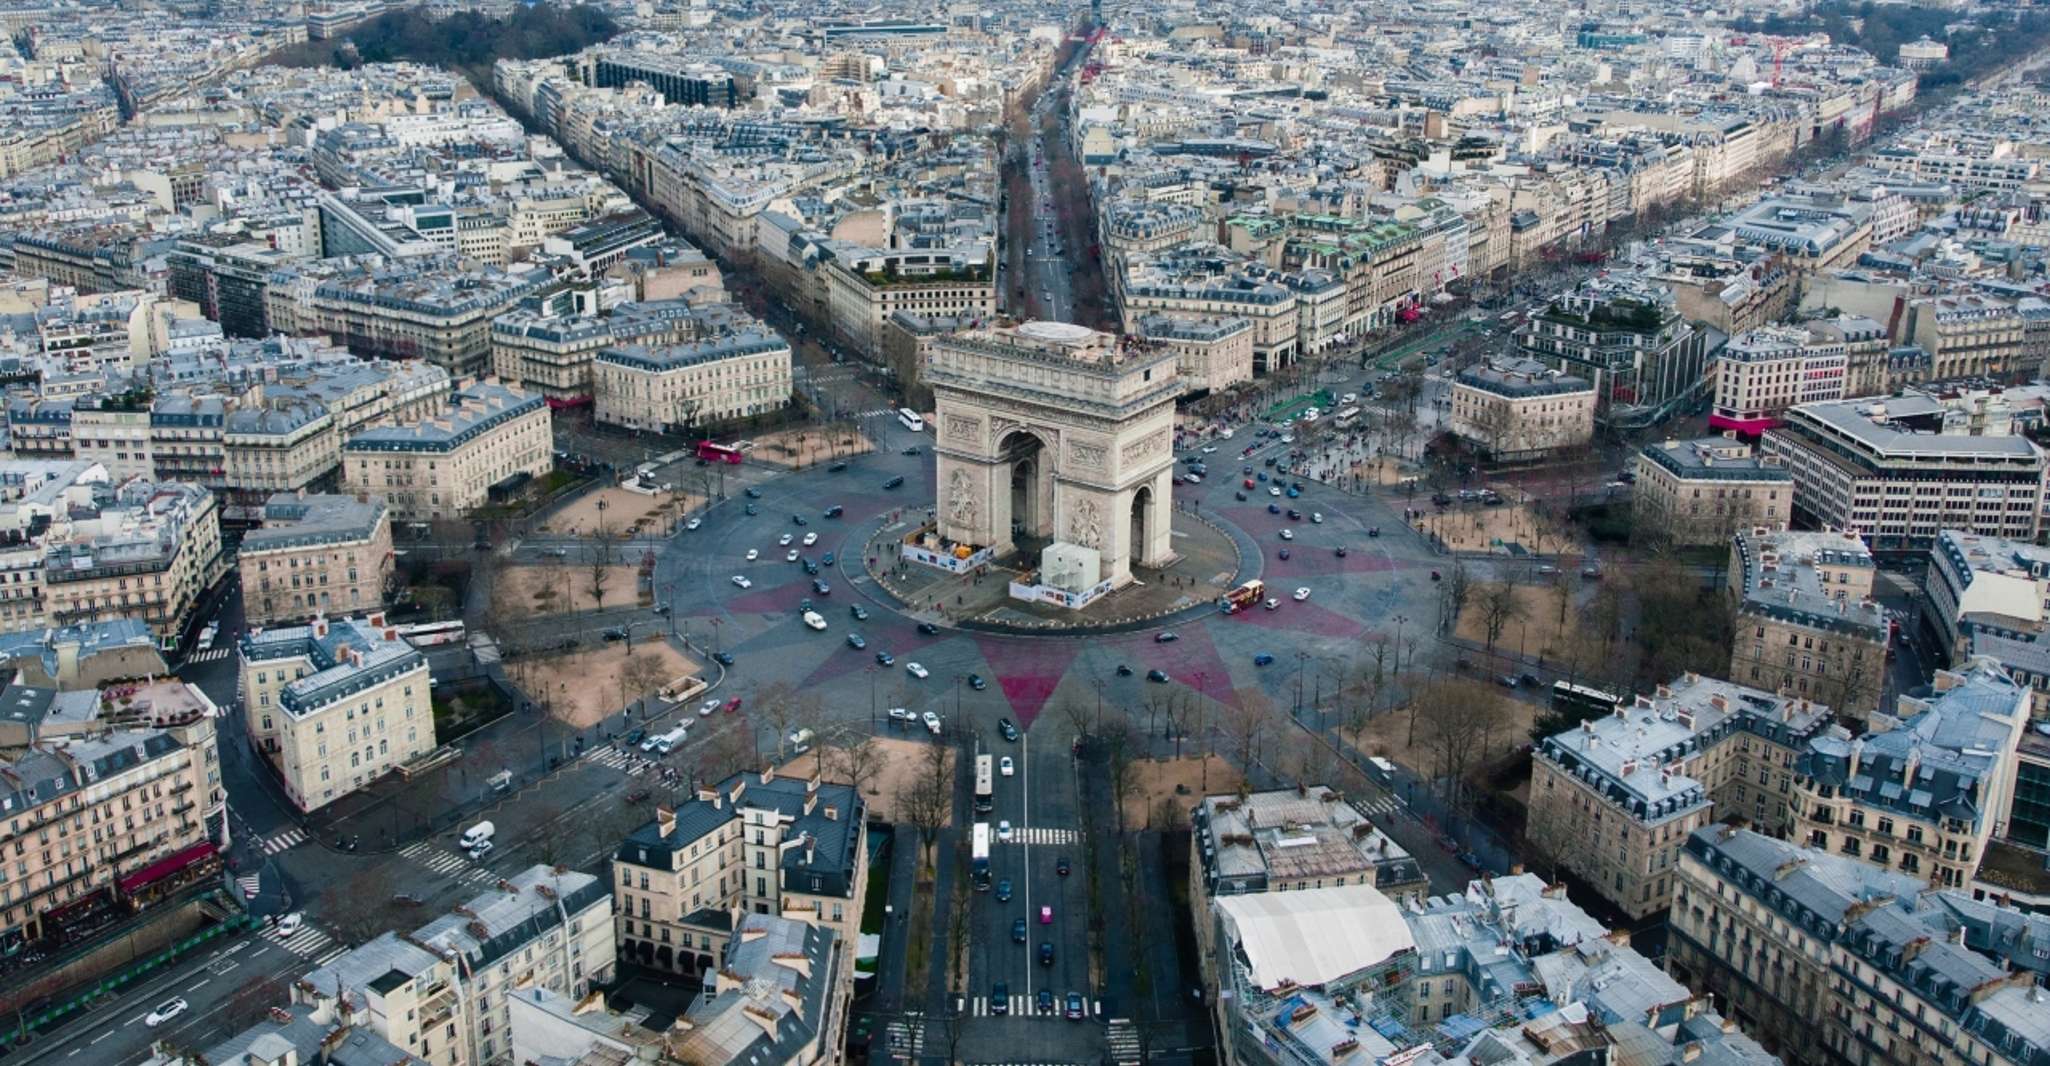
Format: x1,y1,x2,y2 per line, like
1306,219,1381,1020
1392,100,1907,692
410,865,606,973
242,494,387,553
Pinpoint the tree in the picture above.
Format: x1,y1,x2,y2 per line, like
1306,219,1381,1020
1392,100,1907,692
619,652,669,712
321,867,399,945
1057,693,1094,743
586,529,617,609
898,740,954,870
1479,583,1525,653
757,681,803,762
1223,693,1271,776
833,735,886,797
1103,719,1142,835
1445,561,1474,624
220,973,293,1032
1414,679,1508,811
1550,571,1573,631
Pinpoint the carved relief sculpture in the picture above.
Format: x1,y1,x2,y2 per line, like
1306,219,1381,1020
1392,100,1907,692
945,413,983,443
1070,441,1107,472
947,468,978,528
1067,497,1102,548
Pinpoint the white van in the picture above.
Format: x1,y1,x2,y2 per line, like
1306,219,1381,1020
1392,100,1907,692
802,611,827,631
788,728,815,754
650,725,688,755
460,821,495,850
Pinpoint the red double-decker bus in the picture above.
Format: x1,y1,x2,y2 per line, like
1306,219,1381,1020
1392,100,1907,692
1220,580,1265,613
696,441,743,464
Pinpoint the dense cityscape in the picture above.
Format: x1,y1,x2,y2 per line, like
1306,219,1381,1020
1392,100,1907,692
0,0,2047,1065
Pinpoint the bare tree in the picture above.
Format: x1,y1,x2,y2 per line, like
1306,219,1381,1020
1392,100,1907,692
897,740,955,870
833,734,887,797
757,680,803,762
1103,718,1142,834
619,651,670,711
586,529,618,609
1058,694,1094,742
1414,679,1507,811
1550,571,1573,631
1479,583,1525,653
1445,560,1474,624
697,723,755,785
1222,693,1272,777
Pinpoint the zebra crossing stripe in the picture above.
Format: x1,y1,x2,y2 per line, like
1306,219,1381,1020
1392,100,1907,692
262,828,306,855
313,946,350,966
236,875,261,898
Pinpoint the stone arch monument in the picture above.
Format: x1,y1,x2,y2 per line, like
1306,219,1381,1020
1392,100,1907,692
928,321,1179,589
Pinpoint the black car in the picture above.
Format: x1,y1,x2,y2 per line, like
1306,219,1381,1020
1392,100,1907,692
1115,664,1133,676
813,579,831,595
995,879,1012,902
828,461,848,472
1147,669,1169,683
846,633,866,650
1056,855,1070,875
968,674,987,691
902,447,922,456
1235,491,1248,501
917,621,939,635
1039,942,1054,966
745,487,763,499
991,981,1009,1015
998,718,1018,741
1278,547,1291,560
850,605,869,621
792,515,808,526
601,628,627,641
652,604,671,615
713,652,734,666
1040,989,1057,1015
1155,631,1178,643
1335,545,1349,557
824,505,844,518
1012,918,1027,943
1065,992,1085,1020
623,728,646,747
744,504,759,516
883,476,905,490
1286,509,1302,521
802,559,820,575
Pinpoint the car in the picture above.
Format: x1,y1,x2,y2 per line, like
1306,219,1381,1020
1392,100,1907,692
540,546,569,558
731,575,752,588
813,579,831,594
745,549,759,561
722,696,743,712
1264,598,1280,611
1257,472,1268,482
701,698,722,717
1040,905,1053,924
822,552,836,566
828,461,848,472
469,840,494,861
1286,509,1302,521
1147,669,1169,683
744,504,758,516
996,879,1013,902
1041,989,1059,1015
921,709,942,732
792,515,808,526
1183,473,1203,484
1499,674,1521,688
824,506,844,519
802,559,820,575
802,532,818,546
1335,546,1349,557
967,674,989,691
1000,755,1015,776
1279,529,1294,541
1254,652,1275,666
276,912,303,936
998,820,1014,841
1286,487,1301,498
1244,478,1256,489
1040,942,1055,966
786,549,801,563
652,603,672,616
998,717,1018,741
888,707,913,724
846,633,867,650
992,981,1010,1014
779,533,793,547
1269,486,1282,496
850,605,869,621
685,518,701,531
1278,548,1291,560
906,662,929,679
1065,992,1086,1020
875,651,895,666
902,447,922,456
713,652,734,666
1367,527,1381,538
145,998,189,1027
1236,491,1248,501
1311,512,1324,524
1013,917,1028,943
1115,663,1133,676
917,621,940,635
1268,503,1281,515
1280,434,1294,444
744,487,762,499
1202,445,1217,453
602,627,627,641
1056,855,1071,875
1243,465,1254,475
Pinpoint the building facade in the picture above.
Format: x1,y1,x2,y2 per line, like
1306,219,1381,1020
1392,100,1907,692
341,383,552,521
591,330,793,432
238,494,393,626
1728,528,1889,718
1447,356,1596,461
1634,436,1791,546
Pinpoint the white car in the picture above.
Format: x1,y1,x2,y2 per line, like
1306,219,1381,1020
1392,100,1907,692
997,819,1014,841
1000,756,1015,776
906,662,930,679
1264,598,1280,611
1280,434,1295,444
1184,473,1202,483
1294,587,1311,601
786,549,801,562
1220,428,1235,439
1279,529,1295,540
1269,487,1282,497
701,698,721,716
802,532,818,546
276,912,303,936
686,517,701,531
1202,445,1217,454
779,533,793,547
145,998,189,1027
1341,393,1357,405
468,840,494,861
802,611,827,631
745,549,759,561
921,709,942,732
1311,512,1324,523
731,575,753,589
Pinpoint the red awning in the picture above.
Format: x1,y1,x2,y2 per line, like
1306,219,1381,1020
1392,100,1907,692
118,841,217,895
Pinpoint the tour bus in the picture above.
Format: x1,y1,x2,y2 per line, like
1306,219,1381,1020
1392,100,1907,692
696,440,744,464
1334,406,1362,427
971,823,992,890
1550,680,1624,725
974,754,994,814
1219,580,1266,613
898,408,925,432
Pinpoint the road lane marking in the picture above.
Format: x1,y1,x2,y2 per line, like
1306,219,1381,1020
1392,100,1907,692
187,979,210,992
91,1032,113,1044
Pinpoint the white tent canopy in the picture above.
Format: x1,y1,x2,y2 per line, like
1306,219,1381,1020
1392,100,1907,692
1214,883,1416,991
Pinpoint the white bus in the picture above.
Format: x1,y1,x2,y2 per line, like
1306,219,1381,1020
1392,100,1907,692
395,620,466,647
1334,406,1362,427
898,408,925,432
971,823,992,890
974,754,994,813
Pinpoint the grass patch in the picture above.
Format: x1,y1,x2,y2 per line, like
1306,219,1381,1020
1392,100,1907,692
860,833,892,936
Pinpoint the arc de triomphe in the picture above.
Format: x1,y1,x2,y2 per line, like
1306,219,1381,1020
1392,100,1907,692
925,321,1179,589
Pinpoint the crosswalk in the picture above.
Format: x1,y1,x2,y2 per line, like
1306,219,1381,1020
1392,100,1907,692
262,921,347,965
184,648,232,664
259,828,307,856
853,408,898,419
587,745,665,776
884,1018,926,1059
1355,796,1402,820
399,840,497,884
236,874,261,899
1107,1018,1142,1066
968,995,1103,1017
1004,827,1079,846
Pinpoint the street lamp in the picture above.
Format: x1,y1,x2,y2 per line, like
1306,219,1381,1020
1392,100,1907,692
1392,615,1409,676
